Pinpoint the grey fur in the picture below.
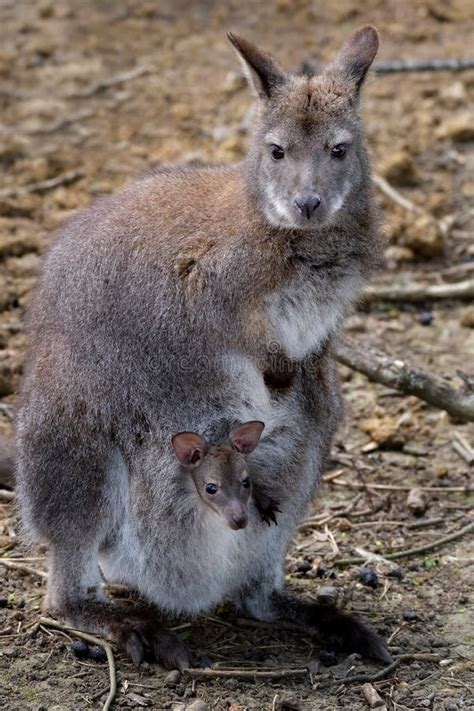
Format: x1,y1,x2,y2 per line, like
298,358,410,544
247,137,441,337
15,26,391,666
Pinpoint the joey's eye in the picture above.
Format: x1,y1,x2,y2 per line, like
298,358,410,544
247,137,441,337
205,483,218,495
331,144,347,158
270,144,285,160
242,477,251,489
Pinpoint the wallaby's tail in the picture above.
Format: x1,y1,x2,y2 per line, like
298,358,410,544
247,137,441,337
0,434,15,488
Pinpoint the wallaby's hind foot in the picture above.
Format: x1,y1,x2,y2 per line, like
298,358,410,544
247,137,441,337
270,590,392,663
110,609,191,670
48,597,191,670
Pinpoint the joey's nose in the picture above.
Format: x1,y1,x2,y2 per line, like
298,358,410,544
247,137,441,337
229,511,248,530
294,193,321,220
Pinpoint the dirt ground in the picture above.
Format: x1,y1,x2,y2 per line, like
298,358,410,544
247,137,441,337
0,1,473,709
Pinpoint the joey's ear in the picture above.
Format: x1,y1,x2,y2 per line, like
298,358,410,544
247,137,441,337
229,421,265,454
227,33,286,99
325,26,379,93
171,432,207,468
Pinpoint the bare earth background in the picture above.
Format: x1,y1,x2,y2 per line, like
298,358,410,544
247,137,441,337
0,1,473,709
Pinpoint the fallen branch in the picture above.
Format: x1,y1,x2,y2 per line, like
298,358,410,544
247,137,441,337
372,174,422,213
339,653,440,684
364,279,474,303
334,336,474,421
329,480,468,493
362,683,387,710
71,65,152,98
184,667,308,680
334,521,474,567
452,432,474,465
374,58,474,73
0,170,84,199
0,558,48,579
302,58,474,76
25,109,96,135
39,617,116,711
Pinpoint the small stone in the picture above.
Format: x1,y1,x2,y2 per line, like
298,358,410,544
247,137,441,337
404,215,444,258
440,81,466,108
279,695,301,710
164,670,181,687
187,701,209,711
418,311,433,326
0,595,8,608
436,113,474,142
316,586,339,606
88,645,106,662
406,488,427,517
319,650,338,667
359,415,406,449
402,610,419,622
387,566,403,580
359,569,379,589
70,639,90,659
460,306,474,328
385,245,415,265
296,560,312,574
381,150,419,186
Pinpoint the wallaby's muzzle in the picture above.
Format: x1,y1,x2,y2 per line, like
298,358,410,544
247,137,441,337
294,192,321,220
226,504,249,530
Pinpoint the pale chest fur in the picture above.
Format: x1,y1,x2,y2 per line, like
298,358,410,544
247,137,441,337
264,270,363,360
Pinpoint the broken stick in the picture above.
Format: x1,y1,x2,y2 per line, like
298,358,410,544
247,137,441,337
334,336,474,421
364,279,474,303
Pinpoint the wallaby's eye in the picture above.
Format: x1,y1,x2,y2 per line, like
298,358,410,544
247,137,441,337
270,144,285,160
205,483,218,495
331,144,347,158
242,477,251,489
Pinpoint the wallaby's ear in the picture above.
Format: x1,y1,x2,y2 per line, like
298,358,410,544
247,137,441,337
229,421,265,454
171,432,207,468
227,33,286,99
325,26,379,93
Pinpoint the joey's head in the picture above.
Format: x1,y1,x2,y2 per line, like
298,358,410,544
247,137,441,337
171,421,264,530
228,27,379,230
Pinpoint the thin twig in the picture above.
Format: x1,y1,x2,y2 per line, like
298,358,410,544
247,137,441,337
184,667,308,680
364,279,474,303
38,617,116,711
374,58,474,73
334,336,474,422
329,479,468,493
0,170,84,199
71,65,152,98
451,432,474,465
372,174,422,214
334,521,474,567
0,403,14,420
339,653,440,684
0,558,48,579
23,109,96,135
303,58,474,75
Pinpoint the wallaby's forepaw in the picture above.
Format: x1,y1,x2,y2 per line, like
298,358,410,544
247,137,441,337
253,492,281,526
112,618,191,670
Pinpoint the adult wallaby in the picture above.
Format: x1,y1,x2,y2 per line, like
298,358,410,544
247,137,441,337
15,26,390,668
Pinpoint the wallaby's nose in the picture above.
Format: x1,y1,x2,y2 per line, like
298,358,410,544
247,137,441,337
229,508,248,530
294,193,321,220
